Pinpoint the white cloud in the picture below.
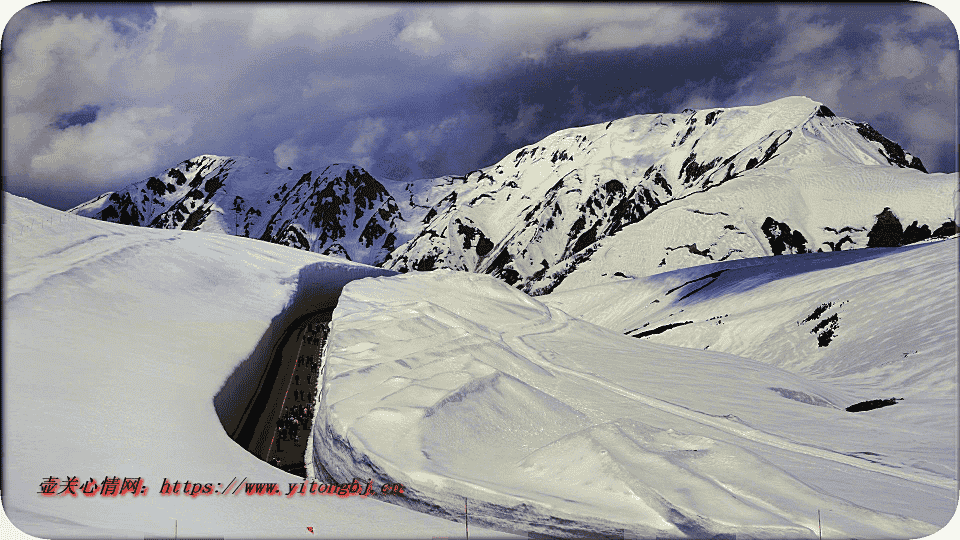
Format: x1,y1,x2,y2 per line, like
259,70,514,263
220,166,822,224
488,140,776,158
770,20,844,63
29,107,194,184
903,107,952,140
903,3,955,31
400,113,471,161
936,50,958,92
302,74,356,100
154,5,397,48
273,139,299,169
878,38,928,79
5,13,124,111
564,15,718,52
349,117,388,156
499,103,544,143
396,18,443,55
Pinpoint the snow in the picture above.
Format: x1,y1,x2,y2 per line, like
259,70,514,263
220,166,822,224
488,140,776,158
69,157,402,266
547,163,957,293
314,258,957,538
385,96,951,293
3,192,518,539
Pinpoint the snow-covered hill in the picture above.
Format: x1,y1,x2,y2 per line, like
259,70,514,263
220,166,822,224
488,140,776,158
3,192,516,539
314,247,956,538
382,96,955,292
69,156,403,266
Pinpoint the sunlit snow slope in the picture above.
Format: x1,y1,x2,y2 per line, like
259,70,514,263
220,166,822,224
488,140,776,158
383,96,955,293
314,264,955,539
3,193,514,539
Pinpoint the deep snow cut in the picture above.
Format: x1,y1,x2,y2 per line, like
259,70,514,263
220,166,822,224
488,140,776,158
3,192,516,539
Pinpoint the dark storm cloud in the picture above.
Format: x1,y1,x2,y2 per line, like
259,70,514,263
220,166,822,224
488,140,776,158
2,2,956,210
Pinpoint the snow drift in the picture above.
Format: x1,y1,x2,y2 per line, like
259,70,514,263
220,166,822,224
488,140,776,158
314,265,954,538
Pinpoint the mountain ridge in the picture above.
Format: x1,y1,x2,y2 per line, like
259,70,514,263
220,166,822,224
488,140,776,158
69,96,955,290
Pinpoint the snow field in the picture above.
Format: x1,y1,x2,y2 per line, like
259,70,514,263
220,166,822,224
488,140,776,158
316,268,951,538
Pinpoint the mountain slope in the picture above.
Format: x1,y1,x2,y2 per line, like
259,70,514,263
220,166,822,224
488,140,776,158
69,156,403,266
382,96,953,291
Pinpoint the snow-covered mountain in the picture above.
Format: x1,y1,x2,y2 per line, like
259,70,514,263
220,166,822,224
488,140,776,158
382,96,956,293
71,96,956,293
70,156,403,266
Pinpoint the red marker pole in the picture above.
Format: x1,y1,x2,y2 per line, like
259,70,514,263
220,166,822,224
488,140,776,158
465,497,469,540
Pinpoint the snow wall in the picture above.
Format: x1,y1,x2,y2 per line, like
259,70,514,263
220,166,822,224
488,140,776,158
214,261,396,449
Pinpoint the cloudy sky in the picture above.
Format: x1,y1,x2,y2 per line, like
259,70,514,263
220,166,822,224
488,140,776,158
2,2,957,210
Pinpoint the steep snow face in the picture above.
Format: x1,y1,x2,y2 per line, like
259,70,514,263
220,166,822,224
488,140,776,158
315,268,953,538
383,96,947,290
69,156,403,266
3,193,515,539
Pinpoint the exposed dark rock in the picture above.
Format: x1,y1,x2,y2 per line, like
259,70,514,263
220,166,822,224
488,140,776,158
571,221,599,254
932,220,958,237
802,302,833,324
203,176,224,197
277,223,310,251
381,233,397,254
476,236,494,257
825,235,854,251
146,177,166,196
902,221,932,245
678,153,721,185
499,267,521,286
359,219,386,248
182,205,210,231
761,217,807,255
846,398,901,413
101,192,142,225
652,171,672,196
854,122,926,172
168,168,188,185
550,149,572,164
815,105,835,118
412,253,439,271
866,207,903,247
322,243,351,261
629,320,693,338
810,313,840,347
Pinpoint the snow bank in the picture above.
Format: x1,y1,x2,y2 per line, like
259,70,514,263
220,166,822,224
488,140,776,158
3,193,516,539
316,268,950,538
